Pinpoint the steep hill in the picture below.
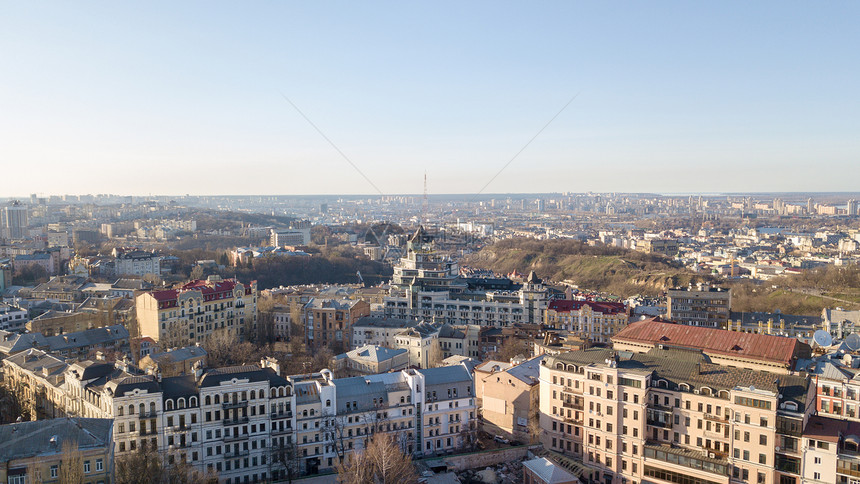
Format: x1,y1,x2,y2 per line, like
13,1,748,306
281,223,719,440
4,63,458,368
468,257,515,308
464,238,711,296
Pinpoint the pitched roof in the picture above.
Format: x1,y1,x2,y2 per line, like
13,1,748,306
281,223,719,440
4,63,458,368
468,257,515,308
548,300,626,315
522,457,578,483
0,418,113,462
613,319,809,368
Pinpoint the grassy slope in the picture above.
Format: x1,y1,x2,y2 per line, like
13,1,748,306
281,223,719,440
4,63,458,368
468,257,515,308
464,239,710,297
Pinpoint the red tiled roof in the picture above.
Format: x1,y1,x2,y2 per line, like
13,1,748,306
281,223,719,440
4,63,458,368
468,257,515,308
613,318,807,367
149,279,243,303
548,300,626,315
151,289,179,302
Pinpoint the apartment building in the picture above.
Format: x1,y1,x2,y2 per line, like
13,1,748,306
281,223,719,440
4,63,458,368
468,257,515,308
113,248,162,277
476,355,543,441
383,227,548,327
3,350,475,482
545,300,628,345
0,418,114,484
352,317,481,368
539,346,811,484
667,285,732,328
136,276,257,347
0,302,27,331
303,298,370,352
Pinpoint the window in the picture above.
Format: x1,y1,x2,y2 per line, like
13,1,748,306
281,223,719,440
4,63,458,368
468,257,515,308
96,459,103,471
760,435,767,445
84,461,91,473
51,466,58,478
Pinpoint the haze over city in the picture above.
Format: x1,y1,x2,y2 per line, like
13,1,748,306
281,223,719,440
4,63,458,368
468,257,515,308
3,2,859,195
6,4,860,484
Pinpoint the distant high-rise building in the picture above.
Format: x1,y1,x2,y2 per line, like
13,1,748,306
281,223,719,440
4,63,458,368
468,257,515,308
808,198,815,214
847,199,858,216
1,201,29,239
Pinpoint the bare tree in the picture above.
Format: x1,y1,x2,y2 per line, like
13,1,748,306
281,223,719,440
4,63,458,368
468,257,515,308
428,340,444,368
323,415,351,465
115,446,163,484
59,440,84,484
458,420,479,451
336,432,419,484
270,439,302,483
116,446,218,484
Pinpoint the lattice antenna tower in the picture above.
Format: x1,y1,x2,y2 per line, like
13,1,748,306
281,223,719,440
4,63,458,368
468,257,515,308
422,171,429,219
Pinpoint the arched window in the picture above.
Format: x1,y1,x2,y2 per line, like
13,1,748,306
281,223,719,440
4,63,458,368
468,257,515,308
166,399,174,411
259,389,265,399
679,383,690,392
205,395,211,406
658,380,668,388
150,402,156,414
118,406,124,416
139,403,145,415
129,404,135,415
178,398,186,409
214,395,220,404
556,363,564,370
189,396,197,407
718,390,729,399
326,399,331,407
271,388,277,398
303,410,308,417
700,387,713,396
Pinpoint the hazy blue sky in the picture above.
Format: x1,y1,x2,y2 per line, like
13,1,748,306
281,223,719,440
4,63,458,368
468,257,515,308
2,2,858,196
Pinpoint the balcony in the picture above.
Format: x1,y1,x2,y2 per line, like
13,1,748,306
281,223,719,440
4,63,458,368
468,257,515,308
224,433,249,443
222,400,249,410
138,411,158,419
651,403,674,413
172,425,190,432
647,419,672,429
562,401,583,410
704,413,728,422
271,411,293,419
272,426,292,436
225,449,250,459
561,386,581,395
223,417,249,426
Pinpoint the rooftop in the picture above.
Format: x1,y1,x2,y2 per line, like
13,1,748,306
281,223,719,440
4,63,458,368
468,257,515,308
613,319,810,368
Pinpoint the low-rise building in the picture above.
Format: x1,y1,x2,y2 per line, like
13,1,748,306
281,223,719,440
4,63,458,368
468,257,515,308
304,298,370,353
667,284,732,328
0,418,114,484
477,355,544,441
332,345,409,376
0,303,27,332
139,345,207,377
544,300,628,345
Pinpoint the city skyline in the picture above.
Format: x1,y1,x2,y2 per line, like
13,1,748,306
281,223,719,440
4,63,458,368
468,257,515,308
2,2,859,195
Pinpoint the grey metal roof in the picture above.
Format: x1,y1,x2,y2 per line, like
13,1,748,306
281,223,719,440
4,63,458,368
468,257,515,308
505,354,545,385
147,345,207,364
419,364,472,387
0,418,112,462
44,325,129,353
0,331,49,356
198,365,271,388
522,457,578,484
162,374,199,400
333,377,388,413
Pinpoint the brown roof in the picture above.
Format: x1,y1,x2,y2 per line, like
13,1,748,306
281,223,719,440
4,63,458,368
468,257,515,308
613,318,810,368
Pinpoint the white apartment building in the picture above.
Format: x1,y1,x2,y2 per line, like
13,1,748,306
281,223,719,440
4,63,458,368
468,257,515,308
3,350,476,482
